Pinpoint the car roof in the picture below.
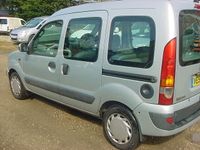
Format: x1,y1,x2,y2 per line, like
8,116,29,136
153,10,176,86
52,0,193,17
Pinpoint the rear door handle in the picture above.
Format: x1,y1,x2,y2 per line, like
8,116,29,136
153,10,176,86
62,64,69,75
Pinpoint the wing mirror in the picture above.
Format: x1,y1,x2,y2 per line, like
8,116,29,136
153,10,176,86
18,43,28,52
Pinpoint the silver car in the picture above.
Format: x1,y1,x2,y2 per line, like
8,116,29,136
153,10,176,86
10,16,48,43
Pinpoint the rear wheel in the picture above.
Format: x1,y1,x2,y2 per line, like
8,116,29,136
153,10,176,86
103,105,139,150
9,72,29,100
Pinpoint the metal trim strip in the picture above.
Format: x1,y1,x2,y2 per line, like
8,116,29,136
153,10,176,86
102,69,157,83
25,77,95,104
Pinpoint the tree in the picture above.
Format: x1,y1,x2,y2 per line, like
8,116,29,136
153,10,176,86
6,0,74,20
0,0,7,7
1,0,102,20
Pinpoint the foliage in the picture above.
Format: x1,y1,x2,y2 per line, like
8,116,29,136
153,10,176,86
3,0,77,20
0,0,7,7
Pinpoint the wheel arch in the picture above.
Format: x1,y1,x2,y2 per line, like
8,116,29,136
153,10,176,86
8,68,28,91
8,68,17,79
100,101,132,118
97,83,143,117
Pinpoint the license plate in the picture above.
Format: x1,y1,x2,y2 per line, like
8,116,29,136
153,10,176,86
192,73,200,87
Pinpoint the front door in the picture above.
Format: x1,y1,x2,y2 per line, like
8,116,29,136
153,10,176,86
22,18,63,101
58,12,108,114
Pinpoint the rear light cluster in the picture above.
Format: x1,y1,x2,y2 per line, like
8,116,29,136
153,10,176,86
159,38,176,105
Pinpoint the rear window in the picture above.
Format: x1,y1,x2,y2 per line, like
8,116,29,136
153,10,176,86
180,10,200,66
108,16,155,68
0,19,7,24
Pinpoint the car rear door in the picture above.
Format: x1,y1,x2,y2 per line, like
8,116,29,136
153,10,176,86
175,9,200,103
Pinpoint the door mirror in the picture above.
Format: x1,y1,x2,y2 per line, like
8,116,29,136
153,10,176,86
18,43,28,52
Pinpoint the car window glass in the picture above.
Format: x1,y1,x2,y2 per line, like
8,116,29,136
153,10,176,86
30,20,63,57
131,22,150,48
0,19,7,24
180,10,200,66
63,17,102,62
108,16,155,68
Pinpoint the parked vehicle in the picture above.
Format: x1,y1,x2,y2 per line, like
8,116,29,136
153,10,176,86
0,17,25,34
10,16,48,43
7,0,200,149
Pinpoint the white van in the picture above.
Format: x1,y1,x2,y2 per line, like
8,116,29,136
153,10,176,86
0,17,25,34
7,0,200,149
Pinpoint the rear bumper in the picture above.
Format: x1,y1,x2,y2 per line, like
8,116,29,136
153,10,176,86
134,93,200,136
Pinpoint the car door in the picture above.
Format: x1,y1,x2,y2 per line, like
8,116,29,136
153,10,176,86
58,11,108,114
22,18,63,101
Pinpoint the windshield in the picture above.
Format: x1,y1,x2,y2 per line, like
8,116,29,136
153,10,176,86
24,18,43,28
180,10,200,66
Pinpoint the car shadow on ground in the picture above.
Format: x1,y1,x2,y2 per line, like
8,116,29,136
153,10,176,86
30,93,178,146
142,134,178,144
30,93,102,125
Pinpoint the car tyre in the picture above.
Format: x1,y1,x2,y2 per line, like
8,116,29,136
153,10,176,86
103,105,139,150
9,72,29,100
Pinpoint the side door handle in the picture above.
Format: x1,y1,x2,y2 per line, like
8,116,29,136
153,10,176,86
48,61,56,69
62,64,69,75
48,61,56,72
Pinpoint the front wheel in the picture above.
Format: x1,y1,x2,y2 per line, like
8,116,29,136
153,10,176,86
103,105,139,150
9,72,29,100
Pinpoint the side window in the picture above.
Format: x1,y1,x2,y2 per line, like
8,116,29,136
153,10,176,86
63,17,102,62
21,20,26,25
179,10,200,66
108,16,155,68
0,19,7,24
30,20,63,57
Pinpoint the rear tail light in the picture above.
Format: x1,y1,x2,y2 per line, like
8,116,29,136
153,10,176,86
159,38,176,105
